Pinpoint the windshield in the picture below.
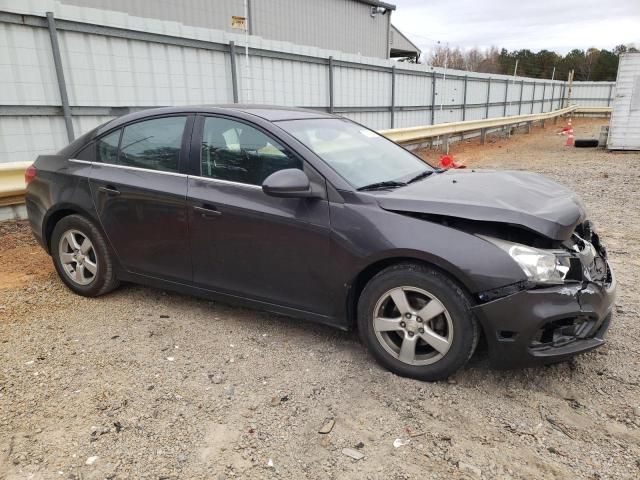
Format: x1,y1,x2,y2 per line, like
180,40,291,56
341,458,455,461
277,118,432,189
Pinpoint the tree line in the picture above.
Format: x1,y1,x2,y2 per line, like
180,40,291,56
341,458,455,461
422,44,638,81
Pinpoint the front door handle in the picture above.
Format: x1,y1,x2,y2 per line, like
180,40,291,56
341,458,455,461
194,205,222,217
98,185,120,196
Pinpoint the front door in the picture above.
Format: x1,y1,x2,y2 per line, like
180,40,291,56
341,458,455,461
89,115,192,282
187,115,333,315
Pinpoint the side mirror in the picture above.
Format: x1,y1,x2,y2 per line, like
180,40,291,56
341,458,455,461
262,169,318,198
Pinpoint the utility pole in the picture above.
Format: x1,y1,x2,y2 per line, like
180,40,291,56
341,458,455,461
244,0,252,103
566,69,574,107
507,59,518,133
440,41,448,113
510,58,518,109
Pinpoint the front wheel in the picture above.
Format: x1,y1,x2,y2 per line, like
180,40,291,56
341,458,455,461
357,263,478,381
51,214,119,297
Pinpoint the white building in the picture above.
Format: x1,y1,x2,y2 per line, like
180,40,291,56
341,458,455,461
608,53,640,150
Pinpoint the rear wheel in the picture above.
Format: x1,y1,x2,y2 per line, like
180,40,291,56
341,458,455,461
357,263,478,381
51,214,119,297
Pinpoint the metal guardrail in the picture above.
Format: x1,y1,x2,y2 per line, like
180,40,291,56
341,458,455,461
0,161,31,207
379,105,578,145
574,106,612,114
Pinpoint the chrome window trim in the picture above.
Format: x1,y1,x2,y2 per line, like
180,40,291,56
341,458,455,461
189,175,263,190
70,159,263,188
69,159,187,178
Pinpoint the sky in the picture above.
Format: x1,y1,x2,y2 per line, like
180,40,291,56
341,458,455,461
390,0,640,55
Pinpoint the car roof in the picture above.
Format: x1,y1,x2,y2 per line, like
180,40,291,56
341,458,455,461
95,105,335,136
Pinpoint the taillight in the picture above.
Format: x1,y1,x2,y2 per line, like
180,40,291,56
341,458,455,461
25,165,37,184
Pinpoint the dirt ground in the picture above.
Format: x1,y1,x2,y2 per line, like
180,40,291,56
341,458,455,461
1,117,639,479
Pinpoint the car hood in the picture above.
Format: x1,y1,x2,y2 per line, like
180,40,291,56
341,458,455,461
374,169,586,241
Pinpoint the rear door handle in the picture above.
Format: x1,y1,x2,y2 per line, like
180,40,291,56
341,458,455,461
194,205,222,217
98,185,120,196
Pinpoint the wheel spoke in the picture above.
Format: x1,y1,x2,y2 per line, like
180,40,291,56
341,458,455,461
398,335,418,363
389,288,411,315
60,252,75,265
84,259,97,275
65,231,81,250
417,300,445,322
373,317,403,332
74,264,85,283
418,326,450,355
79,237,92,254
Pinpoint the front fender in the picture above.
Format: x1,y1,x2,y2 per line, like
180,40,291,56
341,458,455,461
330,201,527,296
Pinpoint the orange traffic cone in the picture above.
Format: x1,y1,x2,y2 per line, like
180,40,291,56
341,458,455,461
559,118,573,135
439,154,466,169
565,131,574,146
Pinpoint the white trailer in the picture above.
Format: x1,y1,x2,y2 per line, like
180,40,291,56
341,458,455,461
608,52,640,150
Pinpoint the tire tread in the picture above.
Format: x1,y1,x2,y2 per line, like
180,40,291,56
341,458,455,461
357,262,478,381
51,214,119,297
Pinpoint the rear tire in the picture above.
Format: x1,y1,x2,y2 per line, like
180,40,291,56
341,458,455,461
357,263,478,381
51,214,119,297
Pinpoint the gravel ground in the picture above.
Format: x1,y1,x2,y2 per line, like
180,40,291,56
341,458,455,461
1,117,639,479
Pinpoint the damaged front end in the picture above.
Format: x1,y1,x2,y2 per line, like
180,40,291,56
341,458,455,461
471,220,616,368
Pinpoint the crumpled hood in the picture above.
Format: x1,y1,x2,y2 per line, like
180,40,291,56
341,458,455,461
375,169,586,240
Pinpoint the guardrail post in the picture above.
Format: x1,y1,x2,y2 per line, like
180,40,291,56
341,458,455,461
485,78,491,119
46,12,74,142
390,65,396,129
328,56,335,114
526,121,532,133
229,41,239,103
480,128,487,145
503,79,509,116
430,72,436,125
518,80,524,115
607,84,613,107
441,134,449,153
462,75,468,121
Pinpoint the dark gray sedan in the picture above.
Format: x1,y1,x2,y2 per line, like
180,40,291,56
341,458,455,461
25,106,616,381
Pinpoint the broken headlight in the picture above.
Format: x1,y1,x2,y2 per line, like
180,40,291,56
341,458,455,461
478,236,571,285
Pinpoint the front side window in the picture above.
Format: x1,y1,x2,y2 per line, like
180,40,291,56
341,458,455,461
118,116,187,172
201,117,302,186
96,129,121,164
277,118,432,189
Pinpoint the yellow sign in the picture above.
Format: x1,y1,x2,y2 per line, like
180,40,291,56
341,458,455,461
231,16,246,30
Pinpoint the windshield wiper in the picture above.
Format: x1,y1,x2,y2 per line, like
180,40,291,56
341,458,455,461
406,169,437,184
357,180,407,191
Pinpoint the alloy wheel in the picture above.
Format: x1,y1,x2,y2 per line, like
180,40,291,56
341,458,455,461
372,286,453,366
58,229,98,286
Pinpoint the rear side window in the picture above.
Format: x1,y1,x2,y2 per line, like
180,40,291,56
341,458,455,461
119,116,187,173
75,142,95,162
201,117,301,186
96,129,121,164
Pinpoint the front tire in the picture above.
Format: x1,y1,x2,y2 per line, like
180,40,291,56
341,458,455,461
51,214,119,297
357,263,478,381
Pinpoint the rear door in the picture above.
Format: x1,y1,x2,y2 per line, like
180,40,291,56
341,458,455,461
88,115,193,282
187,115,333,315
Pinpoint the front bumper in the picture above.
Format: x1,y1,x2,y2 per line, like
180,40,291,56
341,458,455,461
472,272,616,369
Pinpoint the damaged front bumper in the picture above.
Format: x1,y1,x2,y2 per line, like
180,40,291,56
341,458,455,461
472,269,616,369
